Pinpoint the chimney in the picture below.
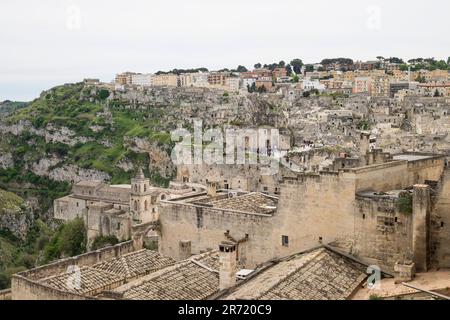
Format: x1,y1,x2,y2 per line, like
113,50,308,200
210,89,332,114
207,181,217,197
179,240,192,260
219,242,237,290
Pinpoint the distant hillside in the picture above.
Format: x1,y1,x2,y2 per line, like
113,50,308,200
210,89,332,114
0,100,27,116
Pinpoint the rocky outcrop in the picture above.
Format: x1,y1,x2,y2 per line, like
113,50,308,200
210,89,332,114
126,137,175,178
31,157,61,176
48,165,110,183
0,153,13,169
0,189,32,240
0,121,93,147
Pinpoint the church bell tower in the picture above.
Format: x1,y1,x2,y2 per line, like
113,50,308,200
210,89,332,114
130,168,152,223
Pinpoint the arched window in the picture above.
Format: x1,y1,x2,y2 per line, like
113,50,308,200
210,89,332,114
134,201,138,211
144,200,148,211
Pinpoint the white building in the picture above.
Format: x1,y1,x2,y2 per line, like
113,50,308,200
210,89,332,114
301,79,325,91
192,72,210,88
226,77,240,92
131,73,153,87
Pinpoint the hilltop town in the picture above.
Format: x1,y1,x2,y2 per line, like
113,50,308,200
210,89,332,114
1,56,450,300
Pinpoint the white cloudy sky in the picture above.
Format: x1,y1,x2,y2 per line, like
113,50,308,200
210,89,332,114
0,0,449,101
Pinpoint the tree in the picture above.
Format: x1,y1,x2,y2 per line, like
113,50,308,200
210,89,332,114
447,57,450,65
257,85,267,93
399,64,409,71
292,74,299,83
91,235,119,250
290,59,304,74
254,63,262,69
285,64,293,76
44,218,86,262
236,65,248,73
305,64,314,72
247,82,257,93
97,89,110,100
387,57,404,64
278,60,286,67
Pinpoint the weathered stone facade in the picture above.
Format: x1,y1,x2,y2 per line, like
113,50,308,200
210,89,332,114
54,170,201,245
159,153,448,272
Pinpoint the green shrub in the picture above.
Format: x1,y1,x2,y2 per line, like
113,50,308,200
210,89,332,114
91,235,119,250
398,193,413,214
44,218,86,262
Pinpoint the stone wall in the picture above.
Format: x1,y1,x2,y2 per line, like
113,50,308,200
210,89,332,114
353,194,413,269
159,156,447,270
54,196,87,221
159,202,274,268
0,289,11,300
431,169,450,268
271,172,357,260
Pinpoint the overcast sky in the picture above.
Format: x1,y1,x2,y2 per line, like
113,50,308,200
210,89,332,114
0,0,449,101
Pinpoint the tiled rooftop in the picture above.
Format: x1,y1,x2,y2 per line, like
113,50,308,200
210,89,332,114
37,249,175,296
208,193,278,215
93,249,176,279
225,247,367,300
39,266,123,296
113,251,220,300
192,251,220,271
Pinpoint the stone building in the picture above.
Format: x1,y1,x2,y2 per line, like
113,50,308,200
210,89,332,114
54,169,201,244
159,152,449,272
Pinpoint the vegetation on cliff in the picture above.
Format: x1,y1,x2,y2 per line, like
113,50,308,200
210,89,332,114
0,83,180,288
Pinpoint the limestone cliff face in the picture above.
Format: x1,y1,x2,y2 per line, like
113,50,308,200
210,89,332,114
0,189,33,240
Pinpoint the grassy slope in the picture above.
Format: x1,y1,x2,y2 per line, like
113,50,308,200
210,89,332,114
3,83,173,186
0,83,178,288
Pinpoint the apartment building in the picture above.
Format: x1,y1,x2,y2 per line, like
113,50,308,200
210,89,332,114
371,76,391,97
225,77,240,92
179,73,195,87
353,77,372,94
152,73,179,87
131,74,153,87
208,72,229,87
115,72,137,85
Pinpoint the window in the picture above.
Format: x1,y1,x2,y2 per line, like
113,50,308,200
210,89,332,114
161,194,166,200
395,217,398,223
76,202,79,208
144,200,148,211
362,214,365,219
144,184,147,192
134,201,138,211
441,222,445,228
282,235,289,247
